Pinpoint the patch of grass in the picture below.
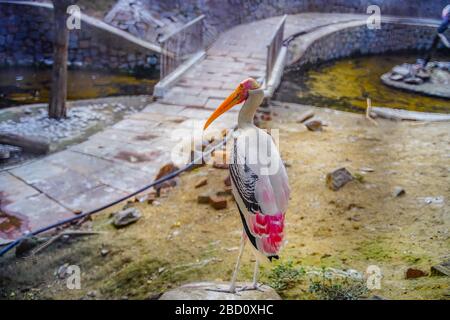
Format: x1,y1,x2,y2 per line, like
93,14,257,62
267,261,305,291
309,270,368,300
357,239,392,262
100,257,169,299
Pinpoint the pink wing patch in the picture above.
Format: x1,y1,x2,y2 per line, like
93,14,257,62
249,212,285,255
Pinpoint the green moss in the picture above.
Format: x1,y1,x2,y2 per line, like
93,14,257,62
278,53,450,113
357,239,393,262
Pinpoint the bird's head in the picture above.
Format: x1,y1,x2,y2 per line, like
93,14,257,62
203,78,261,130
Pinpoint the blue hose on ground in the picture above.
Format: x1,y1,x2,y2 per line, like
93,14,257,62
0,133,230,257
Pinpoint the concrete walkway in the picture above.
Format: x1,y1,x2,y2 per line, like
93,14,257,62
0,13,366,244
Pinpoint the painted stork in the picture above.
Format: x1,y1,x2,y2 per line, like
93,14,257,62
203,78,290,293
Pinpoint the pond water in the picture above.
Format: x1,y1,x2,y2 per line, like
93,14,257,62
275,53,450,113
0,67,158,108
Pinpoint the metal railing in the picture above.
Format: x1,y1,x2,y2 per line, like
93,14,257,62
159,15,205,79
265,15,287,84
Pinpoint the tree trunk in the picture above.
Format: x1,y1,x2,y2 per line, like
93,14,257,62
49,0,76,119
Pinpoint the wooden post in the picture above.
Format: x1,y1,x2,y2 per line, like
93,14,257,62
49,0,77,119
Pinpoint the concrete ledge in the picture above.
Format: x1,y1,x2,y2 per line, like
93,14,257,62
371,106,450,122
264,46,288,98
154,51,206,98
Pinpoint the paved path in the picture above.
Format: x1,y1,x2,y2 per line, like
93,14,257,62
0,13,366,244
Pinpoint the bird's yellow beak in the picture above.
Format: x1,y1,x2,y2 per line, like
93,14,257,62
203,85,244,130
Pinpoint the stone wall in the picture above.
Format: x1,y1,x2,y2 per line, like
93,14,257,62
288,22,450,69
105,0,449,49
0,2,160,71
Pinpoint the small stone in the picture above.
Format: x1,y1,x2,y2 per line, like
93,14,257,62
0,149,10,160
101,249,109,257
209,196,227,210
87,290,97,298
326,168,353,191
416,69,431,80
56,263,70,279
112,207,141,228
73,209,83,215
147,193,156,204
403,77,423,85
212,150,229,169
224,175,231,186
195,178,208,188
213,161,229,169
197,193,211,204
217,187,233,197
360,167,374,173
392,187,405,197
392,65,411,76
154,162,179,193
389,73,404,81
431,260,450,277
405,268,427,279
304,120,323,132
15,237,43,258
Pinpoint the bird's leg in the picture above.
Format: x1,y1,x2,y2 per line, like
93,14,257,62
207,232,246,294
237,258,264,292
228,232,246,293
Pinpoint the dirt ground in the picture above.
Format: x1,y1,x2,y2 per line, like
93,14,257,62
0,102,449,300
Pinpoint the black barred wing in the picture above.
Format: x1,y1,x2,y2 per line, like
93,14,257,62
229,141,261,214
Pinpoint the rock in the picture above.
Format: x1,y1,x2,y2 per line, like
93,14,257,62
392,65,411,77
403,77,423,85
213,162,229,169
154,162,179,194
195,178,207,188
392,186,405,197
212,150,229,169
304,120,323,132
87,290,97,298
197,193,211,204
159,282,281,300
217,187,233,197
389,73,404,81
209,196,227,210
405,268,427,279
0,148,10,160
224,175,231,186
101,249,109,257
147,193,157,204
15,237,44,257
326,168,353,191
56,263,70,279
73,209,83,215
431,260,450,277
416,69,431,80
112,207,141,228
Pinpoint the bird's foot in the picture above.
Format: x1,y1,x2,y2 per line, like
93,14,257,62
237,283,265,292
206,287,241,295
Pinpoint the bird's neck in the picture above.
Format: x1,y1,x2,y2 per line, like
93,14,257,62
238,89,264,129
